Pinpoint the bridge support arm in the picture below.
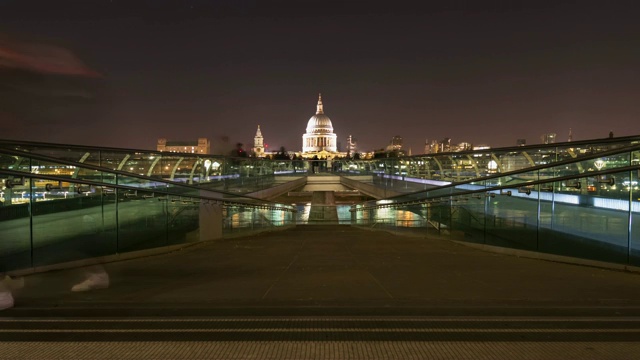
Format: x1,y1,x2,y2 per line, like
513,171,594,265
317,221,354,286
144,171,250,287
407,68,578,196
199,201,223,241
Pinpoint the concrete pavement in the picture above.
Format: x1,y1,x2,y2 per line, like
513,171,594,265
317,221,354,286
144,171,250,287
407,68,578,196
3,225,640,359
6,225,640,314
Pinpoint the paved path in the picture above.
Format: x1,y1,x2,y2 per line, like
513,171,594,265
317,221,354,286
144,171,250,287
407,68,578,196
12,225,640,311
3,225,640,359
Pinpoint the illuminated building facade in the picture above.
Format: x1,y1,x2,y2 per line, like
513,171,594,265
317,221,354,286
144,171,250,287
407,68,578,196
252,125,265,157
346,135,357,157
541,133,557,144
301,94,339,158
157,138,210,154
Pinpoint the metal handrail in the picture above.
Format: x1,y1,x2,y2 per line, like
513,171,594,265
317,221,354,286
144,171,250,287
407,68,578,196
353,164,640,211
0,169,296,212
383,143,640,201
0,147,289,206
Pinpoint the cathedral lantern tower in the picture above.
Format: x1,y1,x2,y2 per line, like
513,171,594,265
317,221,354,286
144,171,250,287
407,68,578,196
253,125,265,157
302,93,338,156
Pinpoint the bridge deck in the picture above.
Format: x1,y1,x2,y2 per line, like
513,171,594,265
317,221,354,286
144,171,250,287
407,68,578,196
9,225,640,313
4,226,640,359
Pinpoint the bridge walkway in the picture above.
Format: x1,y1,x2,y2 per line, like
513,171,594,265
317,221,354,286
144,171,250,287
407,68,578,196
3,226,640,358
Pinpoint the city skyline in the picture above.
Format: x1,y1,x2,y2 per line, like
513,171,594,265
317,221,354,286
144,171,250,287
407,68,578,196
1,1,639,153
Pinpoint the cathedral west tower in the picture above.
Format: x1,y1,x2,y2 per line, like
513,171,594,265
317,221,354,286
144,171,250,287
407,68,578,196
253,125,265,157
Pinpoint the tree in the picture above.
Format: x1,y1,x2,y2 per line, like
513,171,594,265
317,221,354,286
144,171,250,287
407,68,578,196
231,143,247,157
274,146,290,160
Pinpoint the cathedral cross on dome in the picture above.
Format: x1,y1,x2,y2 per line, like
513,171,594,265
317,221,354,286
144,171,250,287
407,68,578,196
316,93,324,115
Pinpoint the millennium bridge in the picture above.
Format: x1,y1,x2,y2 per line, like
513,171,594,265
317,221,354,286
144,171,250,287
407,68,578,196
1,136,640,359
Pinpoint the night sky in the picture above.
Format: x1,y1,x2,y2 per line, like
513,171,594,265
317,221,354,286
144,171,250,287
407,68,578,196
1,0,639,154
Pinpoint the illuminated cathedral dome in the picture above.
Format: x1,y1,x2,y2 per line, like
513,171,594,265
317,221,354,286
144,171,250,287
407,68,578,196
302,94,337,154
306,94,334,134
